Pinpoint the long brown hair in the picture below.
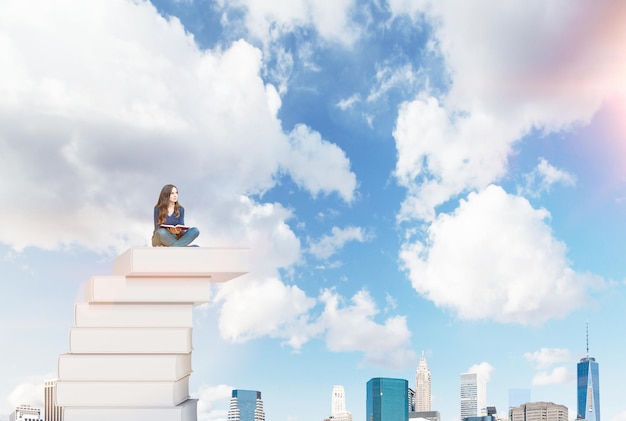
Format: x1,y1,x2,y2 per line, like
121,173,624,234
155,184,182,225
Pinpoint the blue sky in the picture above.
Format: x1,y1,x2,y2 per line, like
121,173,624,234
0,0,625,420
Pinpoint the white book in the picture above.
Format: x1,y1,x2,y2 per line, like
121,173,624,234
85,276,214,304
58,353,192,381
74,303,194,327
63,398,198,421
114,247,248,282
56,376,190,407
69,327,193,354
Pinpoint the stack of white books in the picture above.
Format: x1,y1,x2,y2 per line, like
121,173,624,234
55,247,248,421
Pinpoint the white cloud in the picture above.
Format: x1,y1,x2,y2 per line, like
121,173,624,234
215,283,416,369
0,0,364,383
391,0,626,219
524,348,572,369
468,362,494,382
390,0,626,119
308,226,370,259
394,96,515,221
215,275,317,346
336,94,361,110
195,384,233,421
520,158,576,197
4,374,51,415
525,348,575,386
318,288,417,369
536,159,576,188
400,185,597,325
286,124,357,203
219,0,360,47
0,0,356,253
385,293,398,312
531,366,574,386
366,64,420,103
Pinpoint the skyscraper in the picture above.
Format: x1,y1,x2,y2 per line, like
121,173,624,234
44,379,64,421
577,325,600,421
331,385,352,421
227,390,265,421
460,372,486,420
415,352,431,411
366,377,409,421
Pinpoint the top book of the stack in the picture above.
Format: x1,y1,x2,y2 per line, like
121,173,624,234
113,247,249,281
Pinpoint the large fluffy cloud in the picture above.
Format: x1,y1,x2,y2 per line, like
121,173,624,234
286,124,357,203
400,185,595,324
392,0,620,324
318,288,416,369
0,0,366,368
390,0,626,118
214,285,416,369
392,0,626,219
394,96,516,220
0,0,356,253
215,275,317,345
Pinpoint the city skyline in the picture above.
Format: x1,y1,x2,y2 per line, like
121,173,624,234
5,348,601,421
1,1,625,421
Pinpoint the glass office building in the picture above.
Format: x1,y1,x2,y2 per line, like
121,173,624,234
366,377,409,421
227,390,265,421
577,357,600,421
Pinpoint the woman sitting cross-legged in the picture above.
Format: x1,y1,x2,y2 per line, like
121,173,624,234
151,184,199,247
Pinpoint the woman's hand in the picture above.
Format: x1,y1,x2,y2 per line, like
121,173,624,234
167,226,182,235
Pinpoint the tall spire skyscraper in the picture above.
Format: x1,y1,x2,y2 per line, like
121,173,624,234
577,323,600,421
415,352,431,411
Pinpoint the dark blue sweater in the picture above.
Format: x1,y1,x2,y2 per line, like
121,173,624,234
154,207,185,230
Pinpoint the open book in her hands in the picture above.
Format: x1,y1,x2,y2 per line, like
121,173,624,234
160,224,190,230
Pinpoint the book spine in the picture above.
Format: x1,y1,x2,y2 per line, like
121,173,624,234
74,303,194,327
58,353,192,381
85,276,213,304
113,247,248,277
69,327,193,354
62,399,198,421
56,376,190,406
